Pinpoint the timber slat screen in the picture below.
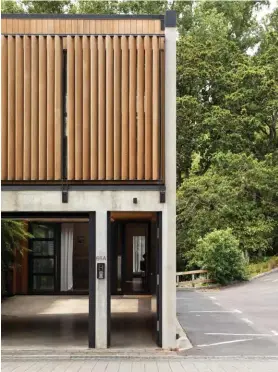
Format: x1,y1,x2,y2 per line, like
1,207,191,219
1,34,165,183
1,18,164,35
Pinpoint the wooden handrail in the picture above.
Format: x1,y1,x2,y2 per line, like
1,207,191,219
176,269,209,287
176,269,207,276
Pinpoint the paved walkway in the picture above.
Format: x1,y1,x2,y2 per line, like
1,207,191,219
2,359,278,371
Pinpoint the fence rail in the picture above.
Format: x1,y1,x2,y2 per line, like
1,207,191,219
176,269,211,287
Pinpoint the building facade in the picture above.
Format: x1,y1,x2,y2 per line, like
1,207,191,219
1,12,176,349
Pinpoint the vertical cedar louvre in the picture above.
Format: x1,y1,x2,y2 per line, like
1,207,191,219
2,36,8,180
7,36,15,180
38,36,47,180
152,36,160,180
98,36,106,180
90,36,98,180
113,36,121,180
67,36,75,180
75,36,83,180
23,36,31,180
121,36,129,180
54,36,62,180
15,36,24,180
83,36,90,180
129,36,136,180
2,36,63,181
106,36,114,180
137,36,145,180
31,36,39,180
2,35,164,183
144,36,152,180
47,36,55,180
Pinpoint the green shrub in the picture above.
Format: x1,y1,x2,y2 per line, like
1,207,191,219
190,229,247,285
248,256,278,277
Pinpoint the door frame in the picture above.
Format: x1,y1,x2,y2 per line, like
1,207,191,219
156,211,163,347
122,221,150,295
107,212,163,348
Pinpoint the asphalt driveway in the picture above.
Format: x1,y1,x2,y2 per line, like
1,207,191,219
177,270,278,356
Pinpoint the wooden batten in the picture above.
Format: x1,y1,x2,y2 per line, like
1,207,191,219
137,36,144,180
121,36,129,180
23,36,31,180
106,36,114,180
2,36,8,180
152,36,160,180
2,18,164,36
31,36,39,180
54,36,62,180
75,36,83,180
67,36,75,180
82,36,90,180
7,36,15,180
129,36,136,180
144,36,152,180
15,36,24,180
98,36,106,180
2,31,165,184
90,36,98,180
47,36,55,180
113,36,121,180
38,36,47,180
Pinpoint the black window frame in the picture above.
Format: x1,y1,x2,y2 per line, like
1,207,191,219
28,222,61,293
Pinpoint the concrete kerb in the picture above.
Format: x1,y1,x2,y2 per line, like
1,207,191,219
176,317,192,352
1,349,182,361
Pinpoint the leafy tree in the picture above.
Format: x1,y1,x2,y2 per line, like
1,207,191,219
1,220,30,271
69,0,118,15
23,1,71,14
1,0,24,13
190,229,247,285
177,152,278,268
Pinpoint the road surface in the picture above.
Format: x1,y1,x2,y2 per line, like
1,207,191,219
177,270,278,356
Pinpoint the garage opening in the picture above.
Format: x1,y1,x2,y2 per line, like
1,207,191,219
107,212,162,348
2,213,96,350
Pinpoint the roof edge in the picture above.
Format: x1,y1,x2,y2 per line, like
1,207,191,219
1,13,164,20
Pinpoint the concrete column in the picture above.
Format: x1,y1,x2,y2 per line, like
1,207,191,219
163,10,177,349
95,210,107,348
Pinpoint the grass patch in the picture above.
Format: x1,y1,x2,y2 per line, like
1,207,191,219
247,256,278,278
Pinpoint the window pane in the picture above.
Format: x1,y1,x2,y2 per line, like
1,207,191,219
32,240,54,256
31,223,54,239
33,258,54,274
133,236,146,273
33,276,54,291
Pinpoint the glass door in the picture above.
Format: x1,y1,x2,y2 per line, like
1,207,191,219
123,223,149,294
29,223,58,292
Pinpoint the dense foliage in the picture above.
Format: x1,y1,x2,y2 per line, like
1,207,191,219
176,2,278,273
2,0,277,282
1,220,30,271
190,229,247,284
